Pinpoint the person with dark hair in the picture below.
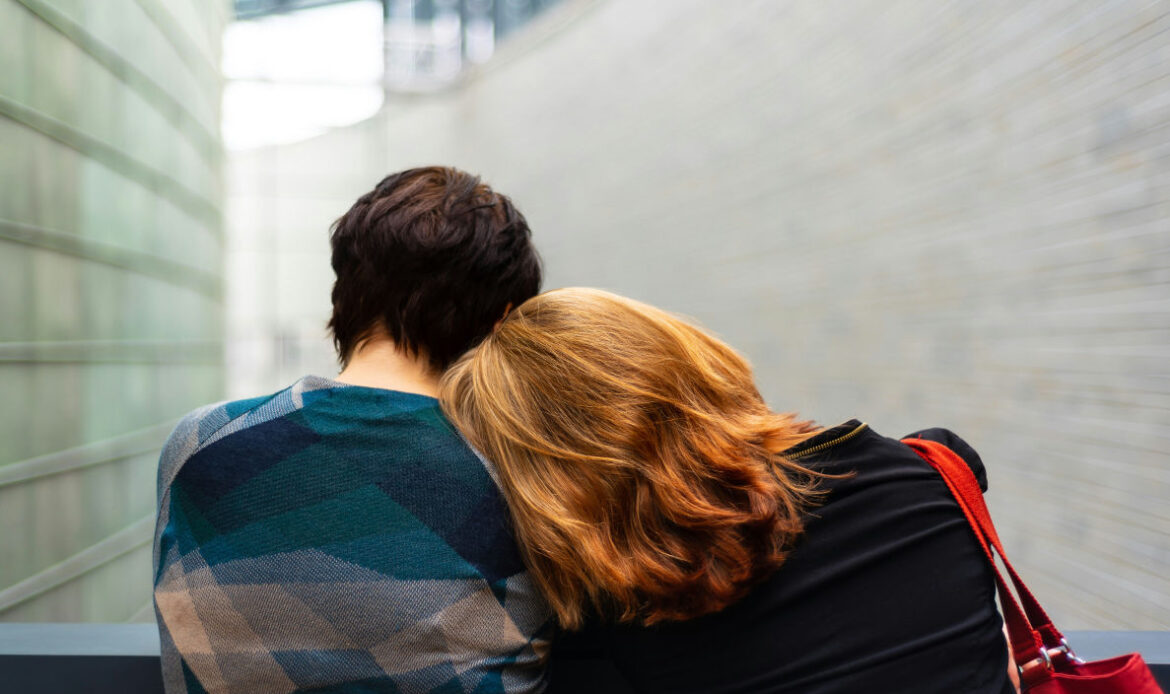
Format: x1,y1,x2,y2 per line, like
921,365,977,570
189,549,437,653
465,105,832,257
152,167,549,694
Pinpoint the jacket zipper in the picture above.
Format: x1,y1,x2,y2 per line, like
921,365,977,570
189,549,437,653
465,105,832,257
788,422,869,459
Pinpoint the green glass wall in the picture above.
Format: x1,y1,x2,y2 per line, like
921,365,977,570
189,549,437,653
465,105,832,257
0,0,229,621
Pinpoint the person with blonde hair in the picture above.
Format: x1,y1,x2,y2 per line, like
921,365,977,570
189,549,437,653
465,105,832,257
440,287,1017,694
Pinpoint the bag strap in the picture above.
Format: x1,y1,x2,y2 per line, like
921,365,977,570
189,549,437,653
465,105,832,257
901,438,1078,684
902,439,1058,632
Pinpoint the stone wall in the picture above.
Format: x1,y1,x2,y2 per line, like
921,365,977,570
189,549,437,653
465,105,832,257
0,0,229,621
228,0,1170,628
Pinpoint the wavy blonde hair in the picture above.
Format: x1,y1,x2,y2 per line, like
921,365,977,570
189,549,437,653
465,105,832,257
440,288,823,629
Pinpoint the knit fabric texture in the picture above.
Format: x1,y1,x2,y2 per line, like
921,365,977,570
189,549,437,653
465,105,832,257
152,375,551,694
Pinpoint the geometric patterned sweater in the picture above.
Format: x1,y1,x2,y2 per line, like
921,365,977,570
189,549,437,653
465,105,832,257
152,375,551,694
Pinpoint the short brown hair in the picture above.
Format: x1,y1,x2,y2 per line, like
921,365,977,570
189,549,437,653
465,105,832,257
328,167,542,371
440,288,823,629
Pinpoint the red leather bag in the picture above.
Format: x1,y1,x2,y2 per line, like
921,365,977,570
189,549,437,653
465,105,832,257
902,438,1164,694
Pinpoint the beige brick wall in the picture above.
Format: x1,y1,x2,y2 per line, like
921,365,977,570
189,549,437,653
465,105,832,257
229,0,1170,628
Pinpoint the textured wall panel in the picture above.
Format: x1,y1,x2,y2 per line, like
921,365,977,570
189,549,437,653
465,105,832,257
228,0,1170,628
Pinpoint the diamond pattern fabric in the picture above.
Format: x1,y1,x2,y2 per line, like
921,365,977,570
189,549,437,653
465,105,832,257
153,376,551,693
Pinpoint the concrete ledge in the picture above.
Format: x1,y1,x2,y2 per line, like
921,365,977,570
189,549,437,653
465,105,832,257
0,624,1166,693
0,623,161,656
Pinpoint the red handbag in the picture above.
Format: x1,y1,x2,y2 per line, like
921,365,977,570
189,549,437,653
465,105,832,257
902,438,1164,693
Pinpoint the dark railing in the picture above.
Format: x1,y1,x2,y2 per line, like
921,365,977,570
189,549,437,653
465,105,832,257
1,624,1168,693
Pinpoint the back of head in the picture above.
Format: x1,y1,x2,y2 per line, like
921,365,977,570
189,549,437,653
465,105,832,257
328,166,542,372
440,288,822,630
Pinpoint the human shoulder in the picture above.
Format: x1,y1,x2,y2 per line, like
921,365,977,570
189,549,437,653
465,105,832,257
901,427,988,492
164,394,275,457
786,421,990,493
155,386,295,500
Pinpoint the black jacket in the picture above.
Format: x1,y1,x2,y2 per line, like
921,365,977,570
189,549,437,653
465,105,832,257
549,421,1013,694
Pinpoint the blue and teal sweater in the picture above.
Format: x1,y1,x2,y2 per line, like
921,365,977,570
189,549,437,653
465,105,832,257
152,375,551,694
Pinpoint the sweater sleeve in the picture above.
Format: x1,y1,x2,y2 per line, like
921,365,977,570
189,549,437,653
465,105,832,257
903,427,989,492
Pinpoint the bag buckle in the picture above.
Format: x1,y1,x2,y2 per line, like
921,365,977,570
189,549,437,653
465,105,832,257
1047,638,1084,666
1019,637,1085,685
1017,643,1053,688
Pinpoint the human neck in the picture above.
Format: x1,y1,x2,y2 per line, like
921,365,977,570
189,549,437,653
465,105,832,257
334,336,440,398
